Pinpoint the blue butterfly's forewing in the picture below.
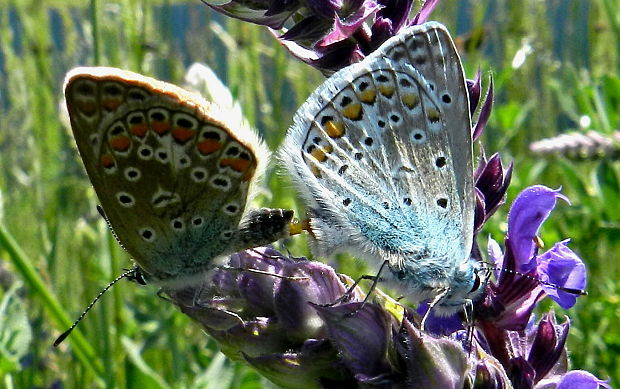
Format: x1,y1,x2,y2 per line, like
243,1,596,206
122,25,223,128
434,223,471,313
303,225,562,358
280,22,478,310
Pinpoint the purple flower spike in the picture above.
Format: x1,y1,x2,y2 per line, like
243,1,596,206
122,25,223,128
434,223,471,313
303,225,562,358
527,312,570,381
506,185,569,273
204,0,443,72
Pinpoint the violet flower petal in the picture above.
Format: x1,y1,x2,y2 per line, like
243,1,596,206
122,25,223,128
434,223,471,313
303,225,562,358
472,75,493,141
415,303,464,335
536,240,587,309
375,0,413,33
311,303,392,380
536,370,612,389
556,371,612,389
316,0,381,47
487,237,504,279
205,1,296,29
409,0,440,25
467,69,482,116
507,186,569,273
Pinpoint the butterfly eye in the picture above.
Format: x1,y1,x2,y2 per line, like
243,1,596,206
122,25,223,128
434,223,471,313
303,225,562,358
469,272,482,294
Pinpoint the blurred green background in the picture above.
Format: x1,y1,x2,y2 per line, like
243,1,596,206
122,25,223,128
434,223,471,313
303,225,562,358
0,0,618,387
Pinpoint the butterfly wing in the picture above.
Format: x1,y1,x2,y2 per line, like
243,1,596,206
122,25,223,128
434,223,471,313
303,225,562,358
65,67,270,282
281,22,473,274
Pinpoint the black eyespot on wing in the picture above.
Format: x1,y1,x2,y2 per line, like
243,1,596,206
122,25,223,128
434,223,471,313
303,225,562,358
103,84,122,96
150,111,165,121
177,118,193,128
321,115,334,125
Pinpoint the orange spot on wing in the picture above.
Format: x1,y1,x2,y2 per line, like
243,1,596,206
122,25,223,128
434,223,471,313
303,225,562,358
310,165,322,178
378,85,395,97
102,98,122,111
324,121,345,138
152,121,170,135
220,158,251,172
242,163,256,181
130,123,149,137
402,94,420,109
197,139,222,154
101,154,115,168
342,103,363,120
172,127,196,143
110,136,130,152
76,101,97,115
310,144,333,162
426,109,441,122
359,90,377,104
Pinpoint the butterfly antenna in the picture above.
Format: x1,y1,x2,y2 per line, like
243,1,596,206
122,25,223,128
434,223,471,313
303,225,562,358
53,267,141,347
96,205,126,251
481,263,587,296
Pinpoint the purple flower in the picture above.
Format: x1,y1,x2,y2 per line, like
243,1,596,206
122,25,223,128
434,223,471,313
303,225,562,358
479,185,587,330
162,248,499,386
160,246,607,388
203,0,437,73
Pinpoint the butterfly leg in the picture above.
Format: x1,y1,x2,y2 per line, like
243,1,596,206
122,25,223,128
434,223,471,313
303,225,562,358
463,299,475,355
323,260,390,317
420,288,450,331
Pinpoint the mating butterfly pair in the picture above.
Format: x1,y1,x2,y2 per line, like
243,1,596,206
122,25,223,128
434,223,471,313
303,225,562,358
64,22,480,322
